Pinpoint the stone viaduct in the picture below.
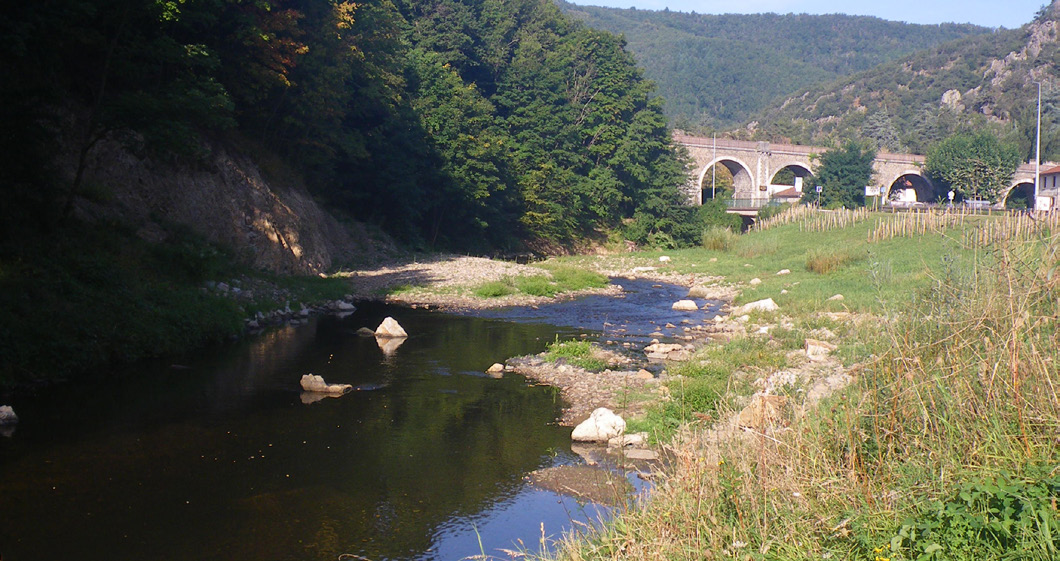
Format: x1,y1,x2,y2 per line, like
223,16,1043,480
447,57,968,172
674,133,1038,207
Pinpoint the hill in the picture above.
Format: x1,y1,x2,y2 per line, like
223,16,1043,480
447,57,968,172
556,1,991,128
747,2,1060,160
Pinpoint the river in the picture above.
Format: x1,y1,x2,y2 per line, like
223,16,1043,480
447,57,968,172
0,279,718,561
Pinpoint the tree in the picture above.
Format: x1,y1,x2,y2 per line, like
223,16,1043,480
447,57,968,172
862,109,903,152
805,141,876,208
925,132,1021,202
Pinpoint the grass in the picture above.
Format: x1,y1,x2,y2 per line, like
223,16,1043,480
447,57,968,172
471,264,608,299
543,338,609,371
541,208,1060,561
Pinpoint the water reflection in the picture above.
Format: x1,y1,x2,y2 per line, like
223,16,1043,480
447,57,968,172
0,305,588,561
0,282,695,561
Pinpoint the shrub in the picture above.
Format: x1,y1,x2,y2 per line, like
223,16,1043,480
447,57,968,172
701,226,738,251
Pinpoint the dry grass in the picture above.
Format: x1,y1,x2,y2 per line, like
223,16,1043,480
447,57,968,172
542,232,1060,561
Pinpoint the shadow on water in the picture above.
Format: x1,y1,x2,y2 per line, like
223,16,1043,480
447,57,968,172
0,279,713,561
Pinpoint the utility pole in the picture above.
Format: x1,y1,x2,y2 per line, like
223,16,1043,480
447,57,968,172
1035,81,1042,211
712,133,717,200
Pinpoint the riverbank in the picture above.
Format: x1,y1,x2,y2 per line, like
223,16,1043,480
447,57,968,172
537,209,1060,561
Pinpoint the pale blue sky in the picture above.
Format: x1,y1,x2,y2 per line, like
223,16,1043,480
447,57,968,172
566,0,1049,29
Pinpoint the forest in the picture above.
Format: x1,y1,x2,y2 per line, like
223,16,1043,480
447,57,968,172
557,1,990,129
0,0,698,253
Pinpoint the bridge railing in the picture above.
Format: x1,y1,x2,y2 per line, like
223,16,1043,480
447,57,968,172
725,198,785,210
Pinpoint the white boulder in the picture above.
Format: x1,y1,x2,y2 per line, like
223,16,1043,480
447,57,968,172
375,317,408,338
749,278,762,286
0,405,18,425
733,298,779,315
571,408,626,442
300,374,353,394
671,300,699,311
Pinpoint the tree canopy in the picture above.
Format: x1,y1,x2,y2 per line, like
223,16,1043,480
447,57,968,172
805,141,877,209
925,132,1021,202
1,0,690,252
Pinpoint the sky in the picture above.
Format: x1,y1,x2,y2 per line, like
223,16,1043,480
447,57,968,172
565,0,1049,29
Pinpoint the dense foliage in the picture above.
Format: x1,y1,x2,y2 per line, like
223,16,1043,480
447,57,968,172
926,132,1022,201
0,0,689,252
556,1,989,129
750,3,1060,161
803,141,877,208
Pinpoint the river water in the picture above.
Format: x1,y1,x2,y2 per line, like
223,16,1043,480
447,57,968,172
0,279,717,561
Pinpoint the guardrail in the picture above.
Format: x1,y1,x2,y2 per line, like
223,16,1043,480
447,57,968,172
724,199,785,209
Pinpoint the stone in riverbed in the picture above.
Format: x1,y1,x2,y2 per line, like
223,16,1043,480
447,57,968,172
671,300,699,311
375,317,408,338
732,298,779,315
571,408,626,442
486,363,505,378
300,374,353,394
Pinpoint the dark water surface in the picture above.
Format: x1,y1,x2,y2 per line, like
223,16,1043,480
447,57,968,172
0,280,719,561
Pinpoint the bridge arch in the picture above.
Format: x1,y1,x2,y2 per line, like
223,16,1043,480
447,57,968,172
697,157,754,203
884,171,935,203
1003,181,1035,209
768,161,814,194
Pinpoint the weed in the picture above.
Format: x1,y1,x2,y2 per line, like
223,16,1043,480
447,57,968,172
701,226,738,251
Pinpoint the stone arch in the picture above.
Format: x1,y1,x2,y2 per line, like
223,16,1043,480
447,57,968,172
698,157,754,202
884,171,935,203
768,162,814,195
1003,181,1035,209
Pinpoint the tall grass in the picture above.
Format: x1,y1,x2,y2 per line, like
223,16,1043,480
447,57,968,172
544,232,1060,561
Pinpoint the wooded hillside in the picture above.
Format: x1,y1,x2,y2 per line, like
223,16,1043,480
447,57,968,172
557,1,990,129
0,0,688,252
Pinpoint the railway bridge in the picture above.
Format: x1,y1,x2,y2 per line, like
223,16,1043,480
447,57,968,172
674,133,1038,210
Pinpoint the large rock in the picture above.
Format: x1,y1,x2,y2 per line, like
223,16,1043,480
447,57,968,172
0,406,18,425
375,317,408,338
671,300,699,311
299,374,353,394
644,343,692,361
732,298,779,315
571,408,626,442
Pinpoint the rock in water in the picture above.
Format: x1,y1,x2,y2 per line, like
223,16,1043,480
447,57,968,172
300,374,353,394
375,317,408,338
486,363,505,378
671,300,699,311
571,408,626,442
0,405,18,425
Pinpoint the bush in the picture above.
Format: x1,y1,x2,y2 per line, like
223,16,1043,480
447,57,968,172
701,226,738,251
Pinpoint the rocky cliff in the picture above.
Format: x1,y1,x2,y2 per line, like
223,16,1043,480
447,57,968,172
64,134,392,275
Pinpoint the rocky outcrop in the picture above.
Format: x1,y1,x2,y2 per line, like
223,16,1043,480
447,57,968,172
64,131,394,274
